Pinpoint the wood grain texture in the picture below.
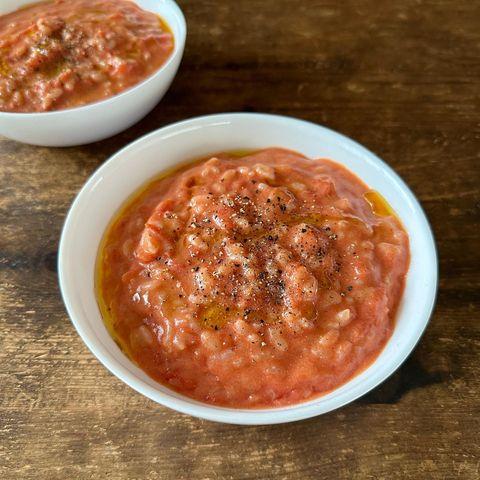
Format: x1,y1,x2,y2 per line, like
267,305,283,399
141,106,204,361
1,0,479,478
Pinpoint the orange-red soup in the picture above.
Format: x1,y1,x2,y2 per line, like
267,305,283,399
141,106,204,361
98,148,409,408
0,0,174,112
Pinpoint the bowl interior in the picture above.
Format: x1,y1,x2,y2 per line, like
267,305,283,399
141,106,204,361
59,113,437,424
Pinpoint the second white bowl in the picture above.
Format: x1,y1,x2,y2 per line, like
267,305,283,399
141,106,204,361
0,0,186,146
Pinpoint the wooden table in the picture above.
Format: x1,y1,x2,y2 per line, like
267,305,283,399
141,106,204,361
1,1,479,478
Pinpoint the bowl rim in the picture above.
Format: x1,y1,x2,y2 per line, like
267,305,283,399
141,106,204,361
58,112,438,425
0,0,186,117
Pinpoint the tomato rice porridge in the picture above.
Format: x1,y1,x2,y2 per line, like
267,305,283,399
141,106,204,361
0,0,174,112
98,148,409,408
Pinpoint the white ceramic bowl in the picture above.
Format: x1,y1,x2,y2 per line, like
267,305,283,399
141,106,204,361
0,0,186,146
59,113,438,424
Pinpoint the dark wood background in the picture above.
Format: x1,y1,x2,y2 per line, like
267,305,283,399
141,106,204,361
1,1,479,478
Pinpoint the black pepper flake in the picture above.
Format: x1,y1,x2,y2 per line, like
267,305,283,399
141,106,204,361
347,285,353,291
301,228,307,233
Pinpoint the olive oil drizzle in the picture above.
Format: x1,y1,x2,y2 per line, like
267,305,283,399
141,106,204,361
364,190,395,217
